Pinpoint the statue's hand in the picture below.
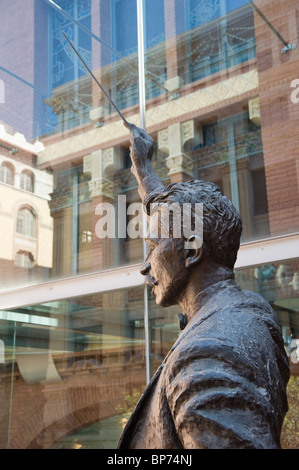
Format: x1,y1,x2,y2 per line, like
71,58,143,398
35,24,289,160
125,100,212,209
124,122,164,201
127,123,155,171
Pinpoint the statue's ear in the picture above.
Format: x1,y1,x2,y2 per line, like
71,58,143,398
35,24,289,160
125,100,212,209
184,235,204,268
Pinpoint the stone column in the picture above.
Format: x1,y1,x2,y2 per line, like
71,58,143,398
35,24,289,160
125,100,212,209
249,97,261,126
84,147,123,270
158,120,202,182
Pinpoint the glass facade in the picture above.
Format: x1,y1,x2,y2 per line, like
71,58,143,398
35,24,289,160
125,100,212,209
0,0,298,449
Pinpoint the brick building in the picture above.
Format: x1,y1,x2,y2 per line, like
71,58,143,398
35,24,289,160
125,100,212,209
0,0,298,449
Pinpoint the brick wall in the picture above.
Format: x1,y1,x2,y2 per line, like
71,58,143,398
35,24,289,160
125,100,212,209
2,354,145,449
255,0,299,236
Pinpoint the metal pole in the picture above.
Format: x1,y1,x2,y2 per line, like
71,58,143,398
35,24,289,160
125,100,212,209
137,0,146,130
136,0,150,384
246,0,289,47
72,168,79,275
63,33,130,128
7,322,16,449
227,121,240,214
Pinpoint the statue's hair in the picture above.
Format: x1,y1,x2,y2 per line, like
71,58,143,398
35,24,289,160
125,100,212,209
145,180,242,269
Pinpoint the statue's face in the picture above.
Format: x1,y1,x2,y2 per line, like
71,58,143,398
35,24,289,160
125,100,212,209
141,212,189,307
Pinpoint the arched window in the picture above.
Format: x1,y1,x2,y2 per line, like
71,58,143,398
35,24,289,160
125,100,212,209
0,162,14,185
20,170,34,193
16,207,36,238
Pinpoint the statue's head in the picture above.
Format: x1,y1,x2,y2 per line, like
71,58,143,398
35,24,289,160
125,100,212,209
141,180,242,307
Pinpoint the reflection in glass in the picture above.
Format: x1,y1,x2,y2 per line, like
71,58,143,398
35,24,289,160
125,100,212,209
0,287,146,449
148,289,180,377
0,0,298,290
0,162,14,186
185,3,256,83
16,207,36,238
235,258,299,366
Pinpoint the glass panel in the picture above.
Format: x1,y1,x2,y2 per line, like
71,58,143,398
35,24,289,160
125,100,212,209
143,0,166,101
0,320,15,449
235,258,299,448
0,163,14,185
236,258,299,360
0,0,145,290
195,113,269,242
0,287,146,449
20,170,34,192
0,0,298,290
16,208,36,238
148,289,180,377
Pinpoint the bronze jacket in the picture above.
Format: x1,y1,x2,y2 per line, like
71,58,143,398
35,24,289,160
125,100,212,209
118,279,289,449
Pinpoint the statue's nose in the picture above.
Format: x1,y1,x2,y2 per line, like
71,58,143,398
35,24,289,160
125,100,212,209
140,262,151,276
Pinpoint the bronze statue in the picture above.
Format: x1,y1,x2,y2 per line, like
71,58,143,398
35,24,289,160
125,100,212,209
117,123,290,449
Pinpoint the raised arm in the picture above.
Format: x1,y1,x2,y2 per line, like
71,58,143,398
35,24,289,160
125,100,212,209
127,123,164,204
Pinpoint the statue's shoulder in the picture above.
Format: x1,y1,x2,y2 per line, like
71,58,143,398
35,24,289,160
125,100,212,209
236,288,280,328
171,286,278,358
241,289,274,312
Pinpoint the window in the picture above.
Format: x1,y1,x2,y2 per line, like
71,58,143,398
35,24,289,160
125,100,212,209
196,113,269,242
16,207,36,238
112,0,137,56
186,0,248,29
0,162,14,185
185,0,255,83
49,0,92,132
20,170,34,193
81,229,92,244
51,0,91,88
252,168,269,216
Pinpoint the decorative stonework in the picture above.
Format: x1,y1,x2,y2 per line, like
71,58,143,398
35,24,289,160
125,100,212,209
157,128,169,152
83,146,123,199
181,120,194,145
158,120,203,178
83,153,92,174
181,120,203,148
249,97,261,126
88,179,115,199
166,153,194,177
